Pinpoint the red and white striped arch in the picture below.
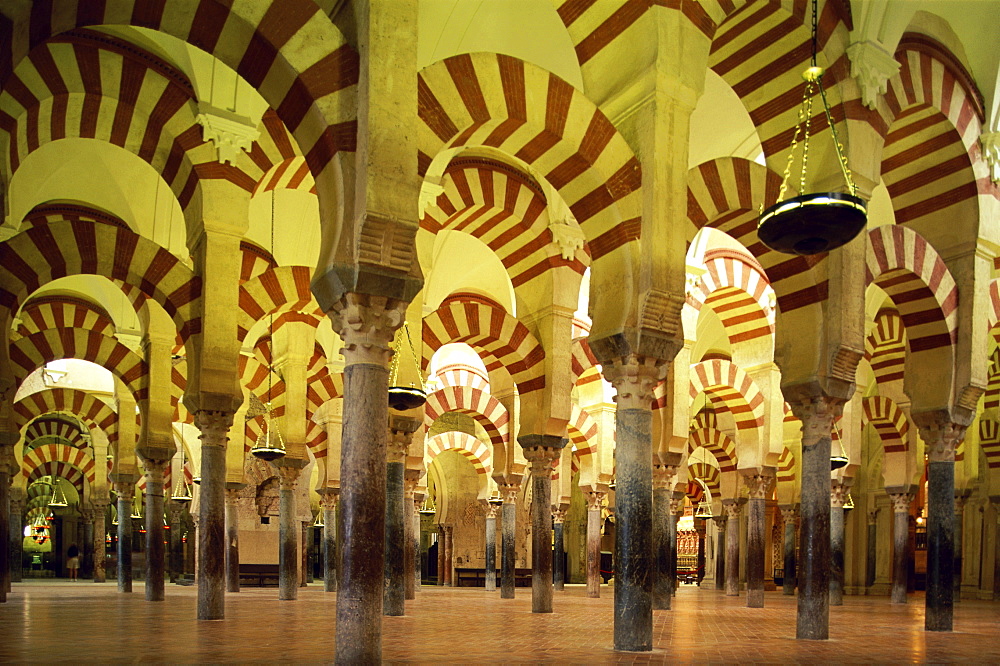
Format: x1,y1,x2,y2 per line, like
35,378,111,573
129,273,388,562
978,419,1000,469
23,417,88,448
20,443,96,495
237,266,318,342
984,347,1000,414
435,362,490,392
864,308,906,385
306,367,344,412
570,337,599,386
689,429,738,473
689,359,765,431
688,461,721,496
865,225,958,355
861,396,910,454
776,445,796,486
422,297,545,396
424,431,492,478
424,386,510,452
417,53,641,263
686,248,775,344
13,388,117,436
17,295,115,338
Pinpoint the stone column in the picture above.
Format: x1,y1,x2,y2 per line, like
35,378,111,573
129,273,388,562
500,482,519,599
318,489,338,592
714,516,726,591
917,419,964,632
142,459,170,601
585,491,605,598
789,397,841,640
669,492,684,597
436,524,446,586
79,508,94,580
413,495,423,592
0,445,10,602
723,500,742,597
443,524,453,586
953,492,968,602
112,479,136,594
744,472,773,608
521,437,564,614
485,501,499,592
865,508,877,589
403,475,418,600
10,491,25,584
780,506,797,595
224,485,243,593
829,480,849,607
274,463,304,601
194,409,234,620
552,505,567,591
601,355,663,652
887,491,912,604
168,501,184,583
329,293,406,664
91,498,109,583
301,521,310,586
652,465,675,610
385,417,418,616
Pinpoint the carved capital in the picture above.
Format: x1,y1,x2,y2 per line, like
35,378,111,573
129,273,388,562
713,516,727,530
788,396,844,443
585,491,605,511
388,415,420,462
499,483,520,504
224,486,244,504
723,500,742,520
194,410,234,449
867,508,879,525
548,219,586,260
551,506,567,524
846,40,901,109
90,497,111,512
601,354,665,411
669,493,685,515
275,464,303,491
10,495,25,515
981,132,1000,185
742,471,774,501
142,459,170,485
113,481,135,501
830,481,850,509
780,506,798,525
519,434,565,475
329,292,407,367
888,493,913,514
916,418,966,463
653,464,677,491
318,488,339,510
485,502,501,520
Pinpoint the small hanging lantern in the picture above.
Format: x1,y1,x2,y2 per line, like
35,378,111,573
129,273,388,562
418,494,436,516
757,0,866,256
312,510,325,528
48,477,69,507
251,404,287,462
172,433,194,502
831,421,849,471
843,492,855,511
388,322,427,411
130,492,143,520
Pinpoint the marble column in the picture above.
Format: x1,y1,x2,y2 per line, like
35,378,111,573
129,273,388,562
829,480,849,607
887,491,912,604
224,485,243,593
485,502,499,592
274,463,304,601
436,524,446,586
585,491,605,598
330,293,405,664
917,419,964,632
194,409,234,620
0,447,10,602
521,437,564,614
552,506,567,591
714,517,726,591
993,498,1000,601
301,521,310,586
953,493,967,602
318,489,338,592
500,482,519,599
92,498,109,583
745,472,773,608
168,501,184,583
385,416,418,616
403,474,418,600
723,500,742,597
10,491,25,584
790,397,841,640
413,496,422,593
443,524,453,586
142,459,170,601
112,479,136,594
79,508,94,580
601,354,663,652
652,466,675,610
780,506,797,595
668,493,683,597
865,508,877,589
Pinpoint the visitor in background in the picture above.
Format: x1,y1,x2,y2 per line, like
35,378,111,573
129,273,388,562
66,544,80,581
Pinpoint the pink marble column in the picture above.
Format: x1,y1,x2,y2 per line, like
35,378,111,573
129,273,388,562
194,410,234,620
585,491,605,598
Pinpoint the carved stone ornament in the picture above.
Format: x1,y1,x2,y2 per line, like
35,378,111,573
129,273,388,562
500,483,520,504
653,464,677,491
548,219,587,261
723,501,742,520
789,396,843,442
418,179,446,219
888,493,912,514
918,420,966,463
830,481,849,508
329,292,407,367
194,410,234,448
585,491,605,511
780,507,798,525
981,132,1000,186
743,472,773,500
195,105,260,166
602,354,664,411
551,507,567,524
846,41,901,110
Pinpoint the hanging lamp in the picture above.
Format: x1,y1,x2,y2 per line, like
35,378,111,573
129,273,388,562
130,491,143,519
111,501,119,526
388,322,427,411
312,510,325,528
251,190,286,462
843,492,854,511
47,477,68,507
171,433,194,502
418,494,436,516
831,421,849,471
693,478,713,519
756,0,866,256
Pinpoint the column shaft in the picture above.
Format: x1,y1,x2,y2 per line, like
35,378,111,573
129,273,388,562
225,491,240,593
9,501,23,584
530,468,552,612
0,466,9,602
323,503,337,592
782,510,796,595
652,488,670,610
437,525,445,586
553,519,565,591
81,520,94,580
443,526,453,586
383,459,404,615
891,507,909,604
93,507,107,583
501,498,516,599
667,506,678,597
413,501,421,593
278,476,299,600
586,500,602,598
715,520,726,591
197,412,229,621
725,505,740,597
747,497,765,607
485,513,497,591
926,461,954,631
865,514,877,589
403,489,415,600
116,490,133,593
144,470,167,601
953,498,965,602
829,504,844,606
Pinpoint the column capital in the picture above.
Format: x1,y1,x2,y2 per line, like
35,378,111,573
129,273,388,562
224,483,245,504
779,506,798,524
652,464,678,490
669,492,685,515
318,488,340,510
328,292,408,367
787,395,845,433
403,476,418,499
194,410,234,448
887,492,913,514
90,496,111,512
484,502,501,519
112,480,136,500
519,434,565,473
388,415,421,462
273,459,306,490
551,506,567,524
598,354,666,411
914,414,967,463
830,480,851,508
742,470,775,500
141,458,171,485
499,482,520,504
585,490,606,511
867,507,879,525
79,507,95,522
10,494,26,515
713,516,727,530
722,499,743,519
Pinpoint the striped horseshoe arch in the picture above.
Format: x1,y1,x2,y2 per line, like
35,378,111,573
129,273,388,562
689,359,766,431
422,297,545,396
21,443,96,495
776,445,796,486
864,309,906,385
237,266,317,342
23,417,88,449
688,429,738,473
13,388,117,436
16,295,115,338
424,430,492,479
978,419,1000,469
861,396,910,454
686,247,776,345
688,460,721,496
424,386,510,452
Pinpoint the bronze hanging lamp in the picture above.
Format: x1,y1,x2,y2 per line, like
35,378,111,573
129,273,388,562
171,433,194,503
757,0,866,255
387,321,427,411
47,476,68,507
831,420,849,471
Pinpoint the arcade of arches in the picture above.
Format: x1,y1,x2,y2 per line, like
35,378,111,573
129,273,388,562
0,0,999,662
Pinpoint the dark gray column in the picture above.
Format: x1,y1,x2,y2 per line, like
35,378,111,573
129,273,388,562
301,521,310,586
403,476,417,600
112,478,136,594
521,437,564,614
319,490,338,593
142,460,170,601
437,524,445,586
745,472,773,608
194,410,233,621
780,506,797,595
92,498,109,583
790,397,840,640
953,493,967,602
552,506,566,591
385,417,418,616
652,482,671,610
865,508,877,589
500,483,518,599
723,500,742,597
224,485,242,593
485,504,498,592
669,492,683,597
80,510,94,580
168,501,183,583
10,491,24,584
275,461,305,601
412,495,421,593
0,449,10,603
829,480,848,607
888,491,911,604
443,525,453,586
585,490,604,598
714,517,726,591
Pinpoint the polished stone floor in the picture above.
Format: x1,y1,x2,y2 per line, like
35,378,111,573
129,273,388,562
0,580,997,663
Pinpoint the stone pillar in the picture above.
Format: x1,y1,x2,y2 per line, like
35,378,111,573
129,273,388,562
168,501,184,583
403,474,418,600
744,472,773,608
413,495,422,592
953,492,967,602
329,293,406,664
436,524,446,586
385,416,418,616
652,465,676,610
865,508,877,589
829,480,849,607
92,498,109,583
600,355,663,652
10,491,25,584
520,437,564,614
142,459,170,601
443,524,453,586
274,463,304,601
552,505,567,591
887,491,912,604
500,482,519,599
113,479,136,594
669,493,684,597
301,521,310,586
318,489,338,593
194,410,234,620
714,516,726,591
992,498,1000,601
485,502,499,592
585,491,605,598
224,485,243,593
917,419,964,632
0,445,10,602
723,500,742,597
79,508,94,580
789,397,841,640
780,506,797,595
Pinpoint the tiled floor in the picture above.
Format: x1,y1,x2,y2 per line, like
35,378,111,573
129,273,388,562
0,580,997,663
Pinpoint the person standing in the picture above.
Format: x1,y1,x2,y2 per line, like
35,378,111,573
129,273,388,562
67,544,80,581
